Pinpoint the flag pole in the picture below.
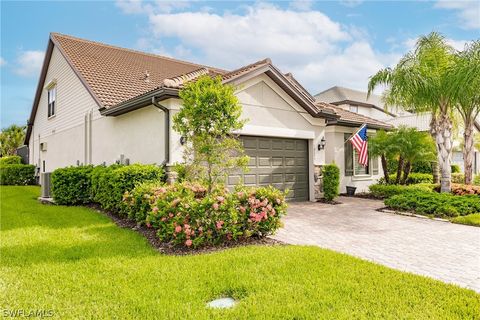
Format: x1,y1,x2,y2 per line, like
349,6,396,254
344,123,367,144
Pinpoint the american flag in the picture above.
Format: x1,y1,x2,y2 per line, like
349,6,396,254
349,124,368,167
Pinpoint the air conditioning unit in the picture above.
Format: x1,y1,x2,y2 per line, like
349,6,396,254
40,142,47,151
41,172,52,198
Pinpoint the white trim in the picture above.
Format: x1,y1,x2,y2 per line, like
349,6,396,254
234,124,315,139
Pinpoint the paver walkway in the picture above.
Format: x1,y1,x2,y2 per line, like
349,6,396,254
273,196,480,292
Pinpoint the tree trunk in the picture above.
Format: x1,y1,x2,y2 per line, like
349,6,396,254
432,161,439,184
401,161,411,185
430,112,453,193
463,119,474,185
396,155,404,185
381,154,389,184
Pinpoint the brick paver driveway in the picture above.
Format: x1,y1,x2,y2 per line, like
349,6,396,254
273,196,480,292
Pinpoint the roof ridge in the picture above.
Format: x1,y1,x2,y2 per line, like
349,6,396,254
50,32,228,74
163,67,210,88
316,101,391,128
222,58,271,78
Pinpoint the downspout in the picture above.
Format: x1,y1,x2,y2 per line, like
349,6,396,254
151,97,170,165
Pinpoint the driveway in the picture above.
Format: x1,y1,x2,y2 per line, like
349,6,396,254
273,196,480,292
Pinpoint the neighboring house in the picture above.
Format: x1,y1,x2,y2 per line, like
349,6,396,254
25,33,391,201
316,86,480,175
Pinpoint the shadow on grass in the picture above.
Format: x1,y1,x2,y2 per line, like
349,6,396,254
2,225,155,267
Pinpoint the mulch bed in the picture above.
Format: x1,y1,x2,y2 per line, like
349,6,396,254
316,199,342,205
85,204,285,256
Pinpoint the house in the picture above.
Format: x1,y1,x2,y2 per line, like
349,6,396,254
316,86,480,174
25,33,391,201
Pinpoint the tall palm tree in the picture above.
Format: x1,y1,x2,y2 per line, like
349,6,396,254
448,41,480,184
368,32,456,192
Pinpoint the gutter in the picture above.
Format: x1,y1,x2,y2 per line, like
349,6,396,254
151,97,170,166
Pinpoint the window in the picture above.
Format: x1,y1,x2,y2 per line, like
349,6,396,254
344,133,378,177
48,86,56,117
349,105,358,113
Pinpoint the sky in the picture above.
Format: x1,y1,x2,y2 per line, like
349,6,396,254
1,0,479,127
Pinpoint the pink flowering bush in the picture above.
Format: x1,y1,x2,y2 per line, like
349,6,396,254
123,182,287,248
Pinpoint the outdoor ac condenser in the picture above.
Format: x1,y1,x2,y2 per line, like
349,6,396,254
41,172,52,198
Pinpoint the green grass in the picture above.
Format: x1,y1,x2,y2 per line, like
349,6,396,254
1,186,479,319
452,213,480,227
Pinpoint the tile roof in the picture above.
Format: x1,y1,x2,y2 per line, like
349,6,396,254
51,33,226,108
317,102,392,129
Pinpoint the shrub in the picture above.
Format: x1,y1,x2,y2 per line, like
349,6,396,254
411,161,433,174
384,191,480,218
322,164,339,201
122,181,165,223
92,164,164,214
0,155,22,165
450,183,480,196
368,183,436,199
124,182,287,248
0,164,35,185
379,173,433,185
451,173,465,184
474,175,480,186
451,164,461,173
51,166,94,205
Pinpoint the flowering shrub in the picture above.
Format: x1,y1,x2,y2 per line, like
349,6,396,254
123,182,287,248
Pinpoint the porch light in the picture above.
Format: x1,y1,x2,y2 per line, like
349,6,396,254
180,136,187,145
318,137,326,150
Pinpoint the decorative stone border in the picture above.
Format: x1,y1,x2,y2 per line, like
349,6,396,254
377,207,451,223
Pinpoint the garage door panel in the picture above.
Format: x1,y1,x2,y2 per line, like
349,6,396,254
227,136,309,201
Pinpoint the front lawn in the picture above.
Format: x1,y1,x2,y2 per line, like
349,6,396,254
1,186,479,319
452,213,480,227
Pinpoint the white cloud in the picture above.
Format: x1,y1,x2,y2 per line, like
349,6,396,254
435,0,480,29
14,50,44,77
116,0,190,14
143,3,400,92
0,57,6,67
289,0,313,11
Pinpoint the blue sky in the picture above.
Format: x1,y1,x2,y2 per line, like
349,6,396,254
1,0,479,126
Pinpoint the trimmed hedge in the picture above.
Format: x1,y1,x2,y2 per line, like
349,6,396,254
90,164,164,214
451,164,461,173
379,173,433,185
0,164,35,185
0,156,22,165
322,164,339,201
368,183,436,199
51,166,94,205
51,164,164,212
385,191,480,218
451,173,465,184
123,182,287,248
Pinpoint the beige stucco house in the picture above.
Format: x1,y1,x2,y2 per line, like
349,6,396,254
25,33,391,201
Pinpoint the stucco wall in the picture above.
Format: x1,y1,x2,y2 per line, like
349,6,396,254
325,125,382,193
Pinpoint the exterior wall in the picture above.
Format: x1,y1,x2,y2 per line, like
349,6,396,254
325,125,383,193
29,46,165,173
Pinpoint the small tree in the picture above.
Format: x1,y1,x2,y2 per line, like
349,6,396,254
0,124,26,157
322,164,340,201
173,76,249,192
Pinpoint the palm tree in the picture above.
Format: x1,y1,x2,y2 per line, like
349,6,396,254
394,127,436,184
448,41,480,184
0,124,26,156
368,32,456,192
369,130,393,184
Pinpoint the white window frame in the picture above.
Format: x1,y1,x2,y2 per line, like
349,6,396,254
349,105,359,113
352,148,371,177
46,81,57,119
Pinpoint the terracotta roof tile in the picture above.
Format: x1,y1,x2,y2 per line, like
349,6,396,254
51,33,226,108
